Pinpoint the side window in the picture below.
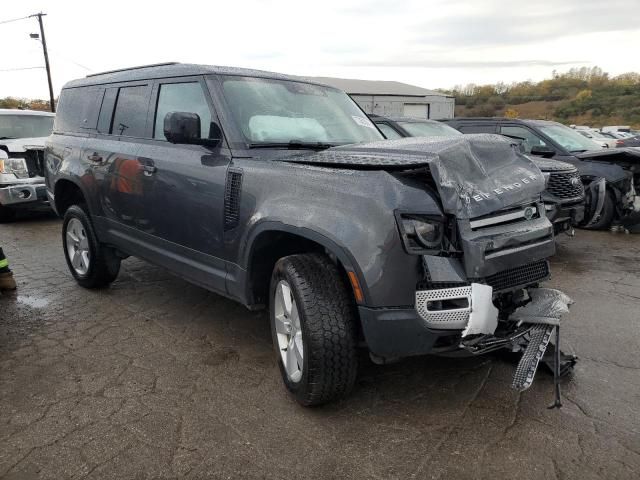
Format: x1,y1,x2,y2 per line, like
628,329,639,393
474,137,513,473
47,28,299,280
500,126,546,153
54,87,102,133
458,124,496,134
111,85,149,137
154,82,212,140
376,122,403,140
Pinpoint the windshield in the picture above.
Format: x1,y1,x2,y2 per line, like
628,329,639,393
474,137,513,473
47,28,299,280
539,124,602,152
588,131,609,140
0,114,54,139
399,121,462,138
218,76,383,146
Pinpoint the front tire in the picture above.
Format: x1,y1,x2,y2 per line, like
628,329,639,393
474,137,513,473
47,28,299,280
62,205,120,288
270,254,358,406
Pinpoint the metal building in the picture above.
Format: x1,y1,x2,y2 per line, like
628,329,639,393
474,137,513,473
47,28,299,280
305,76,455,120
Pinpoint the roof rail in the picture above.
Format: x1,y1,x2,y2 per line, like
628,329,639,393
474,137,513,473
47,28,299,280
86,62,180,78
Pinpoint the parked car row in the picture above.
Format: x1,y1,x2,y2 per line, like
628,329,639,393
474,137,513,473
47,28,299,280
572,125,640,149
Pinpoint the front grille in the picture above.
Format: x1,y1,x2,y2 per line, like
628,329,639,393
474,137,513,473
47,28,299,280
25,149,45,177
482,260,549,292
547,171,584,199
418,260,550,294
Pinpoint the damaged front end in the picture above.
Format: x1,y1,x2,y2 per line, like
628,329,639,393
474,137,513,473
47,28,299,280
417,266,574,405
576,148,640,230
282,135,574,402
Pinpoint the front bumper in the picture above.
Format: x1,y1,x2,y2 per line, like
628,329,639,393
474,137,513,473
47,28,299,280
360,284,499,358
359,306,459,358
545,200,585,234
0,183,47,206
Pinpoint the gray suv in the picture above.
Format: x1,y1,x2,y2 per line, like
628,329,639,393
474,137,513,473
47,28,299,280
45,63,566,405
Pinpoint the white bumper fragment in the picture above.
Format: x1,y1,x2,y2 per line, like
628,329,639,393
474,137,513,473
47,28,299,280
415,283,498,336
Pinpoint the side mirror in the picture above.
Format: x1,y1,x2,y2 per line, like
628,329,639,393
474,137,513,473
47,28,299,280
530,145,556,158
164,112,221,147
164,111,201,144
0,149,8,161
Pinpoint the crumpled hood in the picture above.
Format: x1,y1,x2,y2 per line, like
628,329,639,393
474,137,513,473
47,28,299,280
0,137,47,153
575,147,640,164
277,134,546,219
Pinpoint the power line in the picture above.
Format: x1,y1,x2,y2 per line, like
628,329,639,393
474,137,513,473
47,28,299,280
0,15,30,25
0,66,44,72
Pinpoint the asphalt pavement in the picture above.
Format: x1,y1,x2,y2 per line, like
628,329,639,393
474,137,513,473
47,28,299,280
1,212,639,479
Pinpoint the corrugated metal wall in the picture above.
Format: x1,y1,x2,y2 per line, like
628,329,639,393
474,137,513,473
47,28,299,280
350,95,455,120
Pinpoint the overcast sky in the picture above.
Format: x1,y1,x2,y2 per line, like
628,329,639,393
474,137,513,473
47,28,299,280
1,0,638,99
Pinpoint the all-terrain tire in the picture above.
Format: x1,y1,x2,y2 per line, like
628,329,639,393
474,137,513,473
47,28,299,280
270,253,358,406
62,204,120,288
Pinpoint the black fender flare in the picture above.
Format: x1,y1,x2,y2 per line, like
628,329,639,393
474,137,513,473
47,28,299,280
51,175,93,216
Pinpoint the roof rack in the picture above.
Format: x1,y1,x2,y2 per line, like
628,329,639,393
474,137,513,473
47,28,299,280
86,62,179,78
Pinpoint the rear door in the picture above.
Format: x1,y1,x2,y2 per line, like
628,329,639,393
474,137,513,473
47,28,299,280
134,76,231,292
84,82,151,239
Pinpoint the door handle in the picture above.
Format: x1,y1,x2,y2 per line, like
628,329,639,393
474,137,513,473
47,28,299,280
142,163,156,176
87,152,103,163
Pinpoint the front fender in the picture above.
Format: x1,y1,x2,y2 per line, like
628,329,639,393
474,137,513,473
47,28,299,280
230,159,440,307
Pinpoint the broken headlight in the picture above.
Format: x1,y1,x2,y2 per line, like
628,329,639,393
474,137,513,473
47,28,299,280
0,157,28,177
396,213,446,254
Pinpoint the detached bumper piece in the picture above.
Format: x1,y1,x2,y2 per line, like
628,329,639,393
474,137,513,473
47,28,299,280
509,288,574,408
417,285,574,407
511,324,554,392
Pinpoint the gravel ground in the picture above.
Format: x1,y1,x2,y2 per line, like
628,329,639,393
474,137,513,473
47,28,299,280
1,212,639,480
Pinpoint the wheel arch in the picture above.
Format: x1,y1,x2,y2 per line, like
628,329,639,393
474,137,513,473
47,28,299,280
242,221,367,308
53,178,89,216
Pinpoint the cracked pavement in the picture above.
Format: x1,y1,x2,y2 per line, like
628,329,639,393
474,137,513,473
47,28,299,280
1,213,639,479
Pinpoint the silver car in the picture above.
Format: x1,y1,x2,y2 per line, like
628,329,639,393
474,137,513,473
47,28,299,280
0,109,55,221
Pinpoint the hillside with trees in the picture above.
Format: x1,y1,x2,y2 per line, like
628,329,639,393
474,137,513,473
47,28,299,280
0,97,51,111
445,67,640,128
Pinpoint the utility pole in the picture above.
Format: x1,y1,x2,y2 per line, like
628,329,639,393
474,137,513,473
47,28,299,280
30,13,55,112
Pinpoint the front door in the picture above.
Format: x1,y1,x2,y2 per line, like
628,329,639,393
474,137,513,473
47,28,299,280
135,77,231,292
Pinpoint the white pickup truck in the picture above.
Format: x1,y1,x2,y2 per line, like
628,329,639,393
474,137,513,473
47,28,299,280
0,109,55,221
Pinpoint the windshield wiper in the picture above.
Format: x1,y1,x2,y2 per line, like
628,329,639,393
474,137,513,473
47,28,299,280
0,136,16,140
248,141,337,151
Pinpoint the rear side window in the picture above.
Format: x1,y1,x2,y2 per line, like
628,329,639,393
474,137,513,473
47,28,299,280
458,124,496,134
153,82,212,139
111,85,149,137
54,87,103,133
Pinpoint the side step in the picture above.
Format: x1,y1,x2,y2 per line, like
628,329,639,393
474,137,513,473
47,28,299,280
512,325,554,391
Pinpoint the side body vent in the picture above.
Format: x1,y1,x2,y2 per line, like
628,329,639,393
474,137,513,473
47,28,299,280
224,168,243,231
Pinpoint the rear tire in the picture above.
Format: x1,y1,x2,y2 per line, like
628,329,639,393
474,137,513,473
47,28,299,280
270,253,358,406
582,189,615,230
62,205,120,288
